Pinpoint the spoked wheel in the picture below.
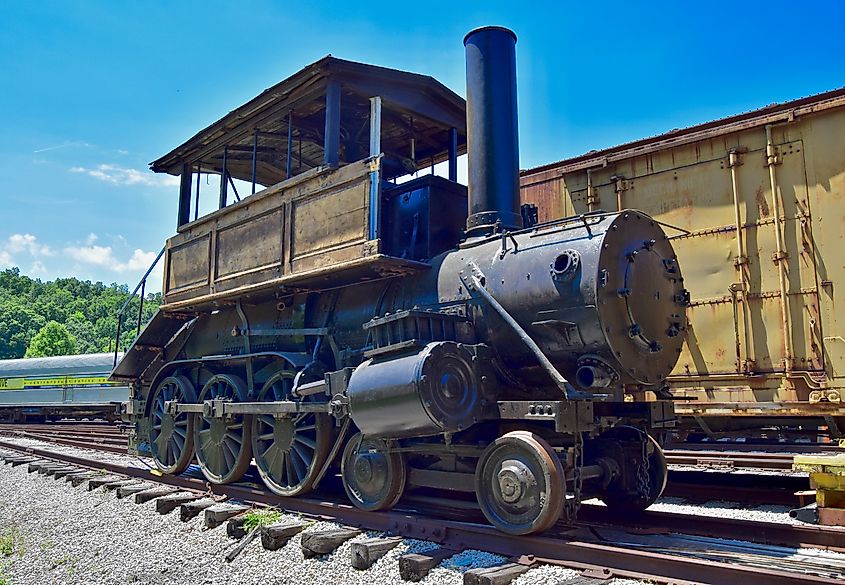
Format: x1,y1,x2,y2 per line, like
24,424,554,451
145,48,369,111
251,369,333,497
341,433,406,511
475,431,565,535
599,426,667,512
149,375,196,474
194,374,252,484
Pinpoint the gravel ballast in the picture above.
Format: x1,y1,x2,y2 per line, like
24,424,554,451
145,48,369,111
0,450,647,585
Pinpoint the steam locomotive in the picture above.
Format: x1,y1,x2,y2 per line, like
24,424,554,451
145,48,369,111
113,27,688,535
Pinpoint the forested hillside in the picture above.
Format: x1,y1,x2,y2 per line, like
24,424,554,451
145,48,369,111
0,268,160,359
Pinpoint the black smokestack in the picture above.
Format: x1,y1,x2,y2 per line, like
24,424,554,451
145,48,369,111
464,26,522,235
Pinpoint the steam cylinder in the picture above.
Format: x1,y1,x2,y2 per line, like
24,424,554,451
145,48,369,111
464,26,522,234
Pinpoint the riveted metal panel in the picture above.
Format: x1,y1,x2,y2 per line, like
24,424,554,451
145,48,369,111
158,157,430,310
215,208,284,280
166,235,210,294
521,103,845,413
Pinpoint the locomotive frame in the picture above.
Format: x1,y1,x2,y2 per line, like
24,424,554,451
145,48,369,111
114,27,687,535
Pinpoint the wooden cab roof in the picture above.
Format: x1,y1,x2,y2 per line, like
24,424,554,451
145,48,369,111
150,56,467,184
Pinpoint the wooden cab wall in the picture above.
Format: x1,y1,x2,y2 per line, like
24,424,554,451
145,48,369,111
161,157,425,311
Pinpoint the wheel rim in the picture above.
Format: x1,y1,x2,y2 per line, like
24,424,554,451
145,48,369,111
194,374,252,484
150,375,196,474
475,431,564,535
251,369,333,497
341,433,406,511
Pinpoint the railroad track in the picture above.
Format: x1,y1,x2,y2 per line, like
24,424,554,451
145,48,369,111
0,422,128,454
0,438,842,584
0,425,818,506
665,449,797,471
4,423,831,472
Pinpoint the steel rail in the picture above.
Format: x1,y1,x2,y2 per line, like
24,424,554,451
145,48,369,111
0,439,839,585
665,449,796,471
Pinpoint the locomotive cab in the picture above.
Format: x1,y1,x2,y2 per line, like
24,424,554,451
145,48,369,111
157,57,471,311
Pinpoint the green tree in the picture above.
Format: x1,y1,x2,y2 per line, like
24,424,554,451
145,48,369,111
0,268,161,358
24,321,78,357
0,300,45,358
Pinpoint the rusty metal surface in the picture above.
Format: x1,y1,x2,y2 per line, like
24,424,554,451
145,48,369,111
161,157,429,310
520,93,845,429
2,440,842,585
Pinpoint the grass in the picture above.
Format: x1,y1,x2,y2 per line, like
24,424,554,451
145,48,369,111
242,508,283,532
0,527,18,557
49,556,70,570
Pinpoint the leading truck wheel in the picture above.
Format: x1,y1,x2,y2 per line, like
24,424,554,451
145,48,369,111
194,374,252,484
341,433,406,511
598,426,667,512
475,431,565,535
149,375,196,474
251,369,333,497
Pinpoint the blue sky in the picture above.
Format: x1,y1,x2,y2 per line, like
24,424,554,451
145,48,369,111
1,1,842,291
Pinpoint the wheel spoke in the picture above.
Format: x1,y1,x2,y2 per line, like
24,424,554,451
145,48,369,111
277,451,288,484
289,444,308,480
294,434,317,450
223,435,241,459
285,452,297,483
221,444,235,470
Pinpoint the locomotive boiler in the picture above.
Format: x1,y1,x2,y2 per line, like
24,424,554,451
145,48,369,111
113,26,688,535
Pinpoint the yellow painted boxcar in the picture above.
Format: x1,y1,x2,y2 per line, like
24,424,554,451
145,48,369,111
520,88,845,439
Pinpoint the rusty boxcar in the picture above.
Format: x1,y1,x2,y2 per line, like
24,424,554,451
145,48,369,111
520,88,845,440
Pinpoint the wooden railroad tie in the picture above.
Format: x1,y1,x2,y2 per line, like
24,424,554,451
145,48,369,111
116,482,156,499
226,516,248,540
463,563,532,585
103,479,143,492
87,475,128,491
52,467,84,479
155,492,202,514
301,528,362,558
350,536,404,570
133,486,178,504
67,472,97,487
26,460,53,473
398,547,458,582
179,499,217,522
260,520,309,550
42,465,78,477
3,456,35,466
204,503,249,529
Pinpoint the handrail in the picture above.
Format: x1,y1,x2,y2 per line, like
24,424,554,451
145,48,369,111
113,246,166,368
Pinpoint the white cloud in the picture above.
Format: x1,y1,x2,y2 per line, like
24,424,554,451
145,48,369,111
0,233,53,268
64,244,158,273
29,261,47,276
85,233,98,245
7,233,53,256
69,164,179,188
0,250,12,268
